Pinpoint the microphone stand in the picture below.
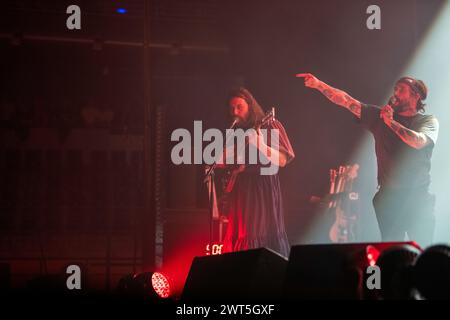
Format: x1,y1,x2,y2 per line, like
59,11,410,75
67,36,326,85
204,119,238,250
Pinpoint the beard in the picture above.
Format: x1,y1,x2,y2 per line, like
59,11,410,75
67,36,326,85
234,116,253,129
392,99,410,113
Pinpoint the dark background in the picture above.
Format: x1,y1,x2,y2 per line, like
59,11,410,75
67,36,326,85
0,0,445,291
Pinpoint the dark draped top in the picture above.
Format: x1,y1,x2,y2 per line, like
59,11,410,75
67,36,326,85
222,119,295,257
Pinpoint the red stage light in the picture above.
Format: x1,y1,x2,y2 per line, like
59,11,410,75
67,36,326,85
366,245,380,266
151,272,172,299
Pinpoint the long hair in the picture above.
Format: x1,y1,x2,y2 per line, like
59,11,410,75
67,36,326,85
417,99,426,113
228,87,265,128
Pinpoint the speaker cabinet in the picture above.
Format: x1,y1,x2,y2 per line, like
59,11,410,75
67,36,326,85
182,248,288,302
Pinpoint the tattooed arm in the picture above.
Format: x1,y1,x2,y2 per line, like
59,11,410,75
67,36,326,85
380,105,431,149
387,122,430,149
296,73,361,118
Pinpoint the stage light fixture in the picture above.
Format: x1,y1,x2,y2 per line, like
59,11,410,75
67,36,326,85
117,271,174,299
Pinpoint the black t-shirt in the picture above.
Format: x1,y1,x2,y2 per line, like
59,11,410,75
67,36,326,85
359,104,439,189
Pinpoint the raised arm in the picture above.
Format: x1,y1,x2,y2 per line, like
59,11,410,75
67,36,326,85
296,73,362,119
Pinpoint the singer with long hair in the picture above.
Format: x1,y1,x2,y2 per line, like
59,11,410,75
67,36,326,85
297,74,439,247
220,87,295,257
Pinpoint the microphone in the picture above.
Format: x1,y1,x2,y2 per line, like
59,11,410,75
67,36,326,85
380,96,397,119
229,117,239,129
388,96,397,107
205,118,238,180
